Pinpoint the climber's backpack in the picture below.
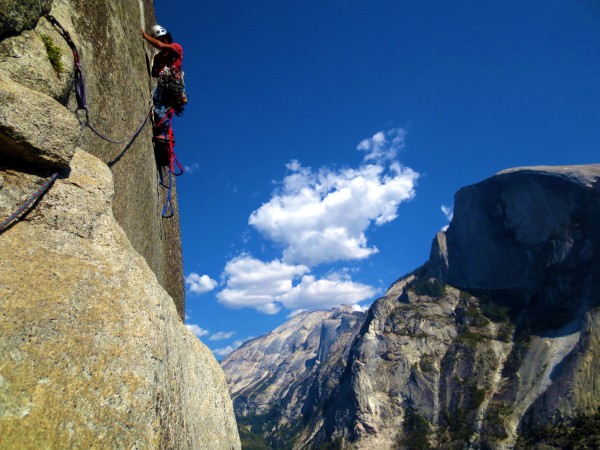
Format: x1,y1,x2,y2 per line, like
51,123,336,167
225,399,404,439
157,66,188,116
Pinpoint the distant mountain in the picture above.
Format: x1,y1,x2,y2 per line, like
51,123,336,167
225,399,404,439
221,306,366,447
222,164,600,449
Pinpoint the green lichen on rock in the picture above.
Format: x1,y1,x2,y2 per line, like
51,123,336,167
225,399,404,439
39,33,64,75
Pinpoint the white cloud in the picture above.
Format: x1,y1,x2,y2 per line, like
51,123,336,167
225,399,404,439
278,274,377,311
441,204,453,221
216,255,309,314
212,337,254,357
209,331,236,341
441,204,454,231
213,346,236,356
352,304,370,313
248,155,418,266
217,255,376,314
357,128,406,162
215,128,417,316
186,324,209,338
185,273,218,294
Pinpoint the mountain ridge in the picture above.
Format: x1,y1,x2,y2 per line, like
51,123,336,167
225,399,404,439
223,163,600,449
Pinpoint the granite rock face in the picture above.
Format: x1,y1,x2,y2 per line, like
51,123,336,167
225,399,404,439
0,0,184,315
0,2,240,448
446,165,600,294
0,0,53,37
0,149,240,449
223,164,600,449
0,75,79,167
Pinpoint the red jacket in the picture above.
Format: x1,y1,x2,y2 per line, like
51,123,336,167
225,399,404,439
152,43,183,77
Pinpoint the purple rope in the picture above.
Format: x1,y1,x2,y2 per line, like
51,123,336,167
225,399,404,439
0,173,59,233
46,13,151,147
74,63,87,110
82,106,152,145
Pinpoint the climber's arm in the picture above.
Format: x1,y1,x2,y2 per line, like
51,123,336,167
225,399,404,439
142,30,174,51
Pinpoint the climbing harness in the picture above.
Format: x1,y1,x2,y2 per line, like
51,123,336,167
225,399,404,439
0,173,60,233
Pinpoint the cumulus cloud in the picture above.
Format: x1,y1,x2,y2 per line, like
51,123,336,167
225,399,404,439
357,128,406,162
248,155,418,266
217,255,309,314
209,331,236,341
185,273,218,294
216,128,417,315
217,255,377,314
278,274,377,311
352,304,370,313
186,324,209,338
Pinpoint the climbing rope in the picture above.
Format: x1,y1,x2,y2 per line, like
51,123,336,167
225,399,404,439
157,108,184,218
0,173,60,233
0,15,185,234
78,104,153,146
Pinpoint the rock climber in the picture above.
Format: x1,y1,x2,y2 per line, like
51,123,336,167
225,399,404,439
141,24,186,144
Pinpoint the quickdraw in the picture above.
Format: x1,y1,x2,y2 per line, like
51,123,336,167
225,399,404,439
46,14,152,149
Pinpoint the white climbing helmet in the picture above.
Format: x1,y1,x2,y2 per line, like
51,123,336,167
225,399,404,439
151,24,168,38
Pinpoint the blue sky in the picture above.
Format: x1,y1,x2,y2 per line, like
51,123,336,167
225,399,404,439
154,0,600,357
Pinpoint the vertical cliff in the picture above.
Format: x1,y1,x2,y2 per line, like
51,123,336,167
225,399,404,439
67,0,185,315
0,0,184,315
0,1,240,448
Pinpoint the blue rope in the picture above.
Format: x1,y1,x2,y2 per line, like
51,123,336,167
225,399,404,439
0,173,59,233
161,169,175,218
80,105,153,146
